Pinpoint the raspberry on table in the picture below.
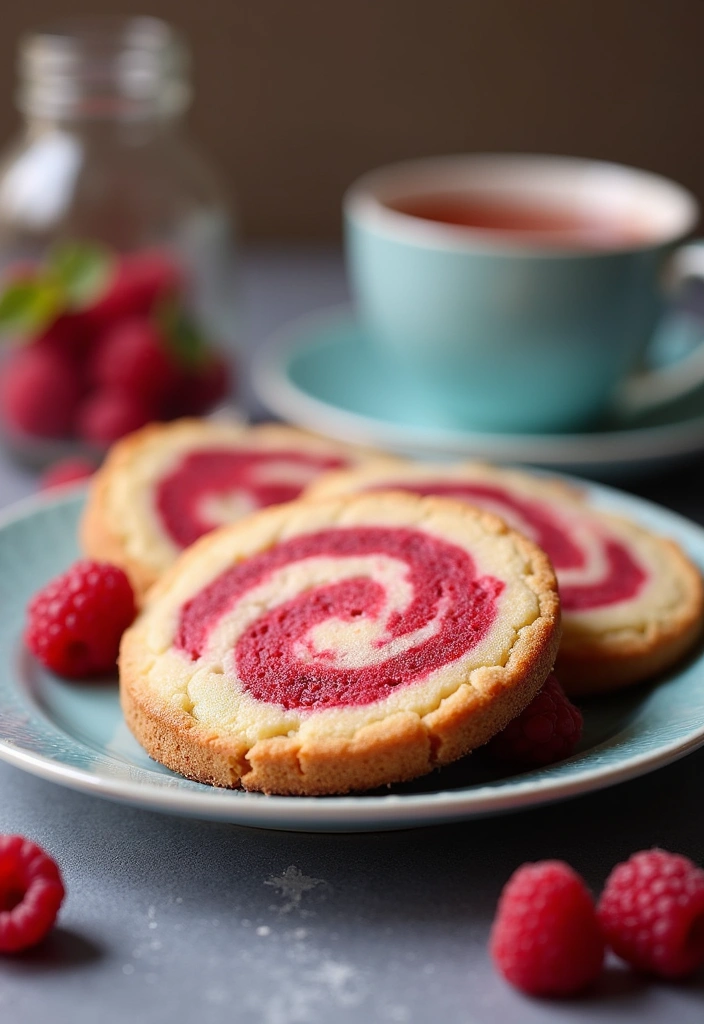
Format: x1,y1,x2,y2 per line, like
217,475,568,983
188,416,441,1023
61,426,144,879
40,457,96,491
0,835,65,953
597,848,704,979
490,860,604,997
486,673,583,769
25,560,136,678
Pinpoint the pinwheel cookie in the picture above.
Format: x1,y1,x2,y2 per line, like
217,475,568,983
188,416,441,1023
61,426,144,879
119,493,560,794
307,461,704,695
81,419,371,600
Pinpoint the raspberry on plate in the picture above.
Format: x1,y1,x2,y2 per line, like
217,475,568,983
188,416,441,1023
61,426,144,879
25,559,136,678
0,835,65,953
490,860,604,996
597,848,704,978
486,673,583,769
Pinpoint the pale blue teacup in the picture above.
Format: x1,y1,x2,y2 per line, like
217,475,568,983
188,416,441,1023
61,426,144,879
344,154,704,433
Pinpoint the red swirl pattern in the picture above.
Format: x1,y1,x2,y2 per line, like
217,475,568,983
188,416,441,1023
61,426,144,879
176,526,504,710
371,482,646,611
156,448,347,548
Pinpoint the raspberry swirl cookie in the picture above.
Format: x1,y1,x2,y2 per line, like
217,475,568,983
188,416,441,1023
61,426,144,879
119,493,560,794
307,461,704,695
81,420,370,600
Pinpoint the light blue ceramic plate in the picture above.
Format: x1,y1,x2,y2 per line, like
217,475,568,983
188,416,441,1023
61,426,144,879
1,487,704,833
252,306,704,480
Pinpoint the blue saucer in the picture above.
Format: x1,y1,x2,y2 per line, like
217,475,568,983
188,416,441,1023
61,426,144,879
252,306,704,479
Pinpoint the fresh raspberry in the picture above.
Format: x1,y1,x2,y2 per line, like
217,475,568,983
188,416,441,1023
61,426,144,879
25,559,136,678
0,835,65,953
490,860,604,996
91,317,182,406
40,456,96,491
33,312,91,362
76,389,154,445
188,352,231,412
0,346,81,438
486,673,582,768
169,351,232,416
88,250,183,324
597,848,704,978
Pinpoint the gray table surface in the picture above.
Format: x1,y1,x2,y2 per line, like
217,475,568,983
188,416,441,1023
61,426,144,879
1,248,703,1024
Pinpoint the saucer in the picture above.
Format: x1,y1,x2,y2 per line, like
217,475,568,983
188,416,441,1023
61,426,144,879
252,306,704,479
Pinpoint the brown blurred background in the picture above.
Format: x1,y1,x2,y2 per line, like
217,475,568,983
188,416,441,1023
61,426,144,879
0,0,702,240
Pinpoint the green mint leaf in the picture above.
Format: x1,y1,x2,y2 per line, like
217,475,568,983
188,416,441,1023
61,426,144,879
48,241,115,309
156,298,210,370
0,279,63,335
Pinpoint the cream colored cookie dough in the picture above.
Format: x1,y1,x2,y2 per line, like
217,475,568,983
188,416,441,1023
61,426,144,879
120,492,561,795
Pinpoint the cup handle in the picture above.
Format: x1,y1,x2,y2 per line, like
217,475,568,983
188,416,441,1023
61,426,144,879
615,240,704,418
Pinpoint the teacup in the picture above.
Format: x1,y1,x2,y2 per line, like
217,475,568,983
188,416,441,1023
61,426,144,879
344,154,703,433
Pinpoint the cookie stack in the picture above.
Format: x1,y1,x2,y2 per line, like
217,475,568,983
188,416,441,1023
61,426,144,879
81,419,704,795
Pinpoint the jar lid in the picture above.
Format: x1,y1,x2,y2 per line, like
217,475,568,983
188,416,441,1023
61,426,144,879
18,16,191,120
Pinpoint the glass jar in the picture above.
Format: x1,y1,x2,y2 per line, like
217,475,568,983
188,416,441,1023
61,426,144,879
0,16,238,465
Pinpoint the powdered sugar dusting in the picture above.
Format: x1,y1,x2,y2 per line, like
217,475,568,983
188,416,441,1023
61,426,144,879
210,865,380,1022
265,865,326,914
244,944,369,1023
